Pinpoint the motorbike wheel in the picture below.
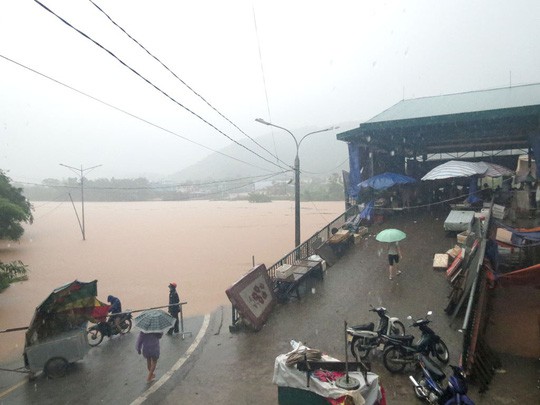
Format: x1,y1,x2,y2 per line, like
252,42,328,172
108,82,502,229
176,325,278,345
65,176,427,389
434,339,450,363
120,318,132,334
390,321,406,336
87,327,104,347
382,346,407,373
351,337,371,360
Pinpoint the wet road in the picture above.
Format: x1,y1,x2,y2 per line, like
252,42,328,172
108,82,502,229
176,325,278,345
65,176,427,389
1,209,535,404
0,316,207,404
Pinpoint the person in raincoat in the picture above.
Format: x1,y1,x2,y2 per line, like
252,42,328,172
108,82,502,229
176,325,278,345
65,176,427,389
107,295,122,333
167,283,180,335
136,331,163,382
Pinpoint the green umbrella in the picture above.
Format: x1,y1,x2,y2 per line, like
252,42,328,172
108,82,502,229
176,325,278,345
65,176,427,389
375,229,406,243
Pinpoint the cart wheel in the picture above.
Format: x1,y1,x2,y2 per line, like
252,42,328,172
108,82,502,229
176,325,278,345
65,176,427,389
44,357,68,379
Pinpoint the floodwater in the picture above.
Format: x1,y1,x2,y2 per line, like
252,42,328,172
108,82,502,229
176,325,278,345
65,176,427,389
0,200,344,363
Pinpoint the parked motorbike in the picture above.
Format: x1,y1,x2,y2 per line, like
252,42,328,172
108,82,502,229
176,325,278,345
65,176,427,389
382,311,450,373
87,311,133,347
347,305,405,360
409,354,475,404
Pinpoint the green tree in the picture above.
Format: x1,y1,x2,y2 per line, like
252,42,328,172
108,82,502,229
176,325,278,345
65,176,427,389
0,170,33,240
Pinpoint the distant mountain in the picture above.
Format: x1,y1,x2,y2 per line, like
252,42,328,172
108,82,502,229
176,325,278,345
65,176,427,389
169,121,360,182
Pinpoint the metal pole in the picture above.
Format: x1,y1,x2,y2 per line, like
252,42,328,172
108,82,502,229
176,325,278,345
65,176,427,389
294,153,301,248
80,166,85,241
59,163,101,240
255,118,337,250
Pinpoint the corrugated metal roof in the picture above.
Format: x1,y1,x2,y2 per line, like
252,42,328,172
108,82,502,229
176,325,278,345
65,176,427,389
368,83,540,124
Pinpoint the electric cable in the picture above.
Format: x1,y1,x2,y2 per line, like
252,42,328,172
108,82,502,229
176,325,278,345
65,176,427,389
33,0,290,173
87,0,286,167
301,157,349,175
0,54,275,174
251,1,278,161
13,171,290,191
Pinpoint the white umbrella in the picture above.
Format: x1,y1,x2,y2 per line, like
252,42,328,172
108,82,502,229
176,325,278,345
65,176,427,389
421,160,488,181
481,162,514,178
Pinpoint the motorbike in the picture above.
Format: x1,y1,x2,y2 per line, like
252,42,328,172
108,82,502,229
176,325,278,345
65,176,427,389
382,311,450,373
347,305,406,360
409,354,475,404
87,311,133,347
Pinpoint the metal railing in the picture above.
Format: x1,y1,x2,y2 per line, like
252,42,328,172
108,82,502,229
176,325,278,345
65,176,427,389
266,205,359,279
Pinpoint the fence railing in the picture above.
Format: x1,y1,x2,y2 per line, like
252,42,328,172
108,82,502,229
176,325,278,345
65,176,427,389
266,204,359,279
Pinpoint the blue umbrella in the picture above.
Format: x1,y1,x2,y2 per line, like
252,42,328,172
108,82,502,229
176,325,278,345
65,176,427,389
358,172,416,190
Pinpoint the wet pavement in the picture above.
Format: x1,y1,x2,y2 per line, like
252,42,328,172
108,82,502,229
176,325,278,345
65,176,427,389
1,209,537,404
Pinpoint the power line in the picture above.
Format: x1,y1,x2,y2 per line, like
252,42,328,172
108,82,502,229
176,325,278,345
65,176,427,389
0,54,276,174
87,0,286,167
14,171,290,191
302,158,349,175
251,2,278,161
33,0,289,173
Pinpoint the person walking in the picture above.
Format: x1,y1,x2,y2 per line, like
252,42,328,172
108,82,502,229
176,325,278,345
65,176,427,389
135,331,163,382
167,282,180,335
387,241,402,280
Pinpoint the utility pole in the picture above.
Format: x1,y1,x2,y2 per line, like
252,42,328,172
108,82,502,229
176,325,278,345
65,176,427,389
255,119,337,248
60,163,102,240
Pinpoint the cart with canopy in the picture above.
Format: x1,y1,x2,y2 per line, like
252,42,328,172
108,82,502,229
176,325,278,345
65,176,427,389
23,280,109,378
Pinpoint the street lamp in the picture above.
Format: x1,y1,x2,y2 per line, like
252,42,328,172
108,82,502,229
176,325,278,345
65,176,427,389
60,163,102,240
255,118,337,248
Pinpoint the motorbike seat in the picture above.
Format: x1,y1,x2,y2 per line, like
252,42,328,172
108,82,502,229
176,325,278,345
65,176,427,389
350,322,375,331
421,355,446,381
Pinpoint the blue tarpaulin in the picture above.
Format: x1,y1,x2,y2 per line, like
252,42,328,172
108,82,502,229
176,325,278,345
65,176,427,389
348,143,362,200
358,172,416,190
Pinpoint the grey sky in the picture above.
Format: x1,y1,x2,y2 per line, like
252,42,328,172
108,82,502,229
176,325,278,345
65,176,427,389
1,0,539,182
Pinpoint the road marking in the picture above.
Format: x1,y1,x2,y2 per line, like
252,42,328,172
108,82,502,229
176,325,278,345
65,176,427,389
130,313,211,405
0,379,27,400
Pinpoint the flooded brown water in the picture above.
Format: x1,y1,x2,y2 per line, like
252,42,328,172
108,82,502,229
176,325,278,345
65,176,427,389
0,200,344,363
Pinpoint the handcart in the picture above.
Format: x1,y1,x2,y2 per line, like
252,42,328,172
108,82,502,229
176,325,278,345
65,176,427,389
24,326,89,378
15,279,107,379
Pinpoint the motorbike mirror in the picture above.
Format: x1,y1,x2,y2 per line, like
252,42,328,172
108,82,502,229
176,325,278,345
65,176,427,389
427,311,433,316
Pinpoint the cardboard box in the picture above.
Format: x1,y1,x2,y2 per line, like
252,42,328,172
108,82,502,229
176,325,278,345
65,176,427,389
457,230,470,244
275,264,294,279
446,245,462,259
357,226,369,237
433,253,449,269
496,228,513,244
492,204,505,219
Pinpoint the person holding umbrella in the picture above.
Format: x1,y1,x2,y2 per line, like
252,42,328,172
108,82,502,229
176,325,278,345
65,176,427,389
135,330,162,382
376,229,406,280
387,241,402,280
134,309,175,382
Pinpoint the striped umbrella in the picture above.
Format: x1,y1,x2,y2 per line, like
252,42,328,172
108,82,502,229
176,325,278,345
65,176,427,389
421,160,488,181
134,309,175,333
482,162,514,178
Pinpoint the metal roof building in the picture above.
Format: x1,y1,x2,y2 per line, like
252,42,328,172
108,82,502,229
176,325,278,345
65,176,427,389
337,84,540,199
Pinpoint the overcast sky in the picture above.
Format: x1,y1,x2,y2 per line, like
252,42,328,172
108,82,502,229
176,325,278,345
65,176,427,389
1,0,539,182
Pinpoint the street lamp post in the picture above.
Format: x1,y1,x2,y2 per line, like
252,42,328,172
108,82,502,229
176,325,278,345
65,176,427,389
60,163,102,240
255,118,336,248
